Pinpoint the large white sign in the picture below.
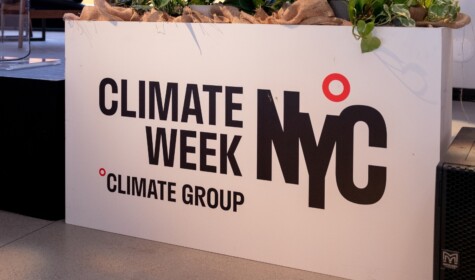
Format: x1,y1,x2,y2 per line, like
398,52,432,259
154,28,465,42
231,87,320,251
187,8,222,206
65,21,452,280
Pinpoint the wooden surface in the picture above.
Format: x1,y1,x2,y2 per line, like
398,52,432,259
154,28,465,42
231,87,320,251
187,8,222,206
30,9,82,19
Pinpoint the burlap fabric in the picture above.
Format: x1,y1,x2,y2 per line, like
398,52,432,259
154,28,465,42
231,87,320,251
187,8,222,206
63,0,351,25
63,0,471,28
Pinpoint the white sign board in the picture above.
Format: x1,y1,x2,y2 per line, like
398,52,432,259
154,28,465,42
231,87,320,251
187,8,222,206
65,21,452,280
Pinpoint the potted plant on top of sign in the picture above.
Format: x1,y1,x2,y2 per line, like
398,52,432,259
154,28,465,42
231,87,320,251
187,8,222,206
67,0,470,49
348,0,469,53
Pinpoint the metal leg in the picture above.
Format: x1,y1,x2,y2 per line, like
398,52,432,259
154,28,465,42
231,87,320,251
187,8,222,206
31,19,46,41
17,0,24,48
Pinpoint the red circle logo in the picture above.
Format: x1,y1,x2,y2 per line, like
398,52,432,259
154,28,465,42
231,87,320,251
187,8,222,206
322,73,350,102
99,168,106,176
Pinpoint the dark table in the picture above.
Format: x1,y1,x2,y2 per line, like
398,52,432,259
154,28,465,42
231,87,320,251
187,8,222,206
1,36,65,220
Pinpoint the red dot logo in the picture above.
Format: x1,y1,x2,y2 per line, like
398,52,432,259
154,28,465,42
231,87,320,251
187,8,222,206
99,168,106,176
322,73,350,102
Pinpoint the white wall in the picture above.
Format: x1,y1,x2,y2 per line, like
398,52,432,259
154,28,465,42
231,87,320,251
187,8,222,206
453,0,475,89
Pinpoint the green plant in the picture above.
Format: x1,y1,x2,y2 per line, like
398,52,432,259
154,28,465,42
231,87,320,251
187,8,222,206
348,0,415,53
188,0,216,4
152,0,188,16
407,0,432,8
110,0,153,14
222,0,295,15
426,0,460,22
349,0,462,53
111,0,188,16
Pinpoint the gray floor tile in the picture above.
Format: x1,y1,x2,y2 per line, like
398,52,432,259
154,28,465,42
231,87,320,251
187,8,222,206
0,210,54,247
0,215,345,280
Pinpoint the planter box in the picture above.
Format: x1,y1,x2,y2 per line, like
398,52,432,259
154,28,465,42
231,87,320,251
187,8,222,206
65,21,453,280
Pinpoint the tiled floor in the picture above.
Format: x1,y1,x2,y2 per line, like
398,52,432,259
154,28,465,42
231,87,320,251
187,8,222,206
0,210,347,280
1,31,474,280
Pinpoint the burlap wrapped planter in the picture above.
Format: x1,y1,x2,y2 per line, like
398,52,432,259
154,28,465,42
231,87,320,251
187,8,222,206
63,0,352,25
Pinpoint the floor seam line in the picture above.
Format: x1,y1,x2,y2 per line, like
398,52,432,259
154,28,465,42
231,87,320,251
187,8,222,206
0,220,59,249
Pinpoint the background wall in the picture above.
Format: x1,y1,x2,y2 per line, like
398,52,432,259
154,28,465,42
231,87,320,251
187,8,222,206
452,0,475,90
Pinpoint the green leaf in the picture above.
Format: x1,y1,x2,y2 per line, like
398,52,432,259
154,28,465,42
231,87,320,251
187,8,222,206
355,0,367,14
189,0,214,4
391,3,411,18
357,20,374,37
426,0,460,22
374,3,391,25
391,3,416,25
348,0,356,21
152,0,170,9
428,4,448,20
110,0,132,7
372,0,386,16
392,0,407,4
361,35,381,53
397,16,416,26
222,0,257,14
253,0,265,9
131,4,152,13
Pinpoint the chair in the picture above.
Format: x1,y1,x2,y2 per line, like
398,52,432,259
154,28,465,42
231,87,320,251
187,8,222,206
1,0,84,48
30,9,82,41
0,0,28,49
29,0,84,41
